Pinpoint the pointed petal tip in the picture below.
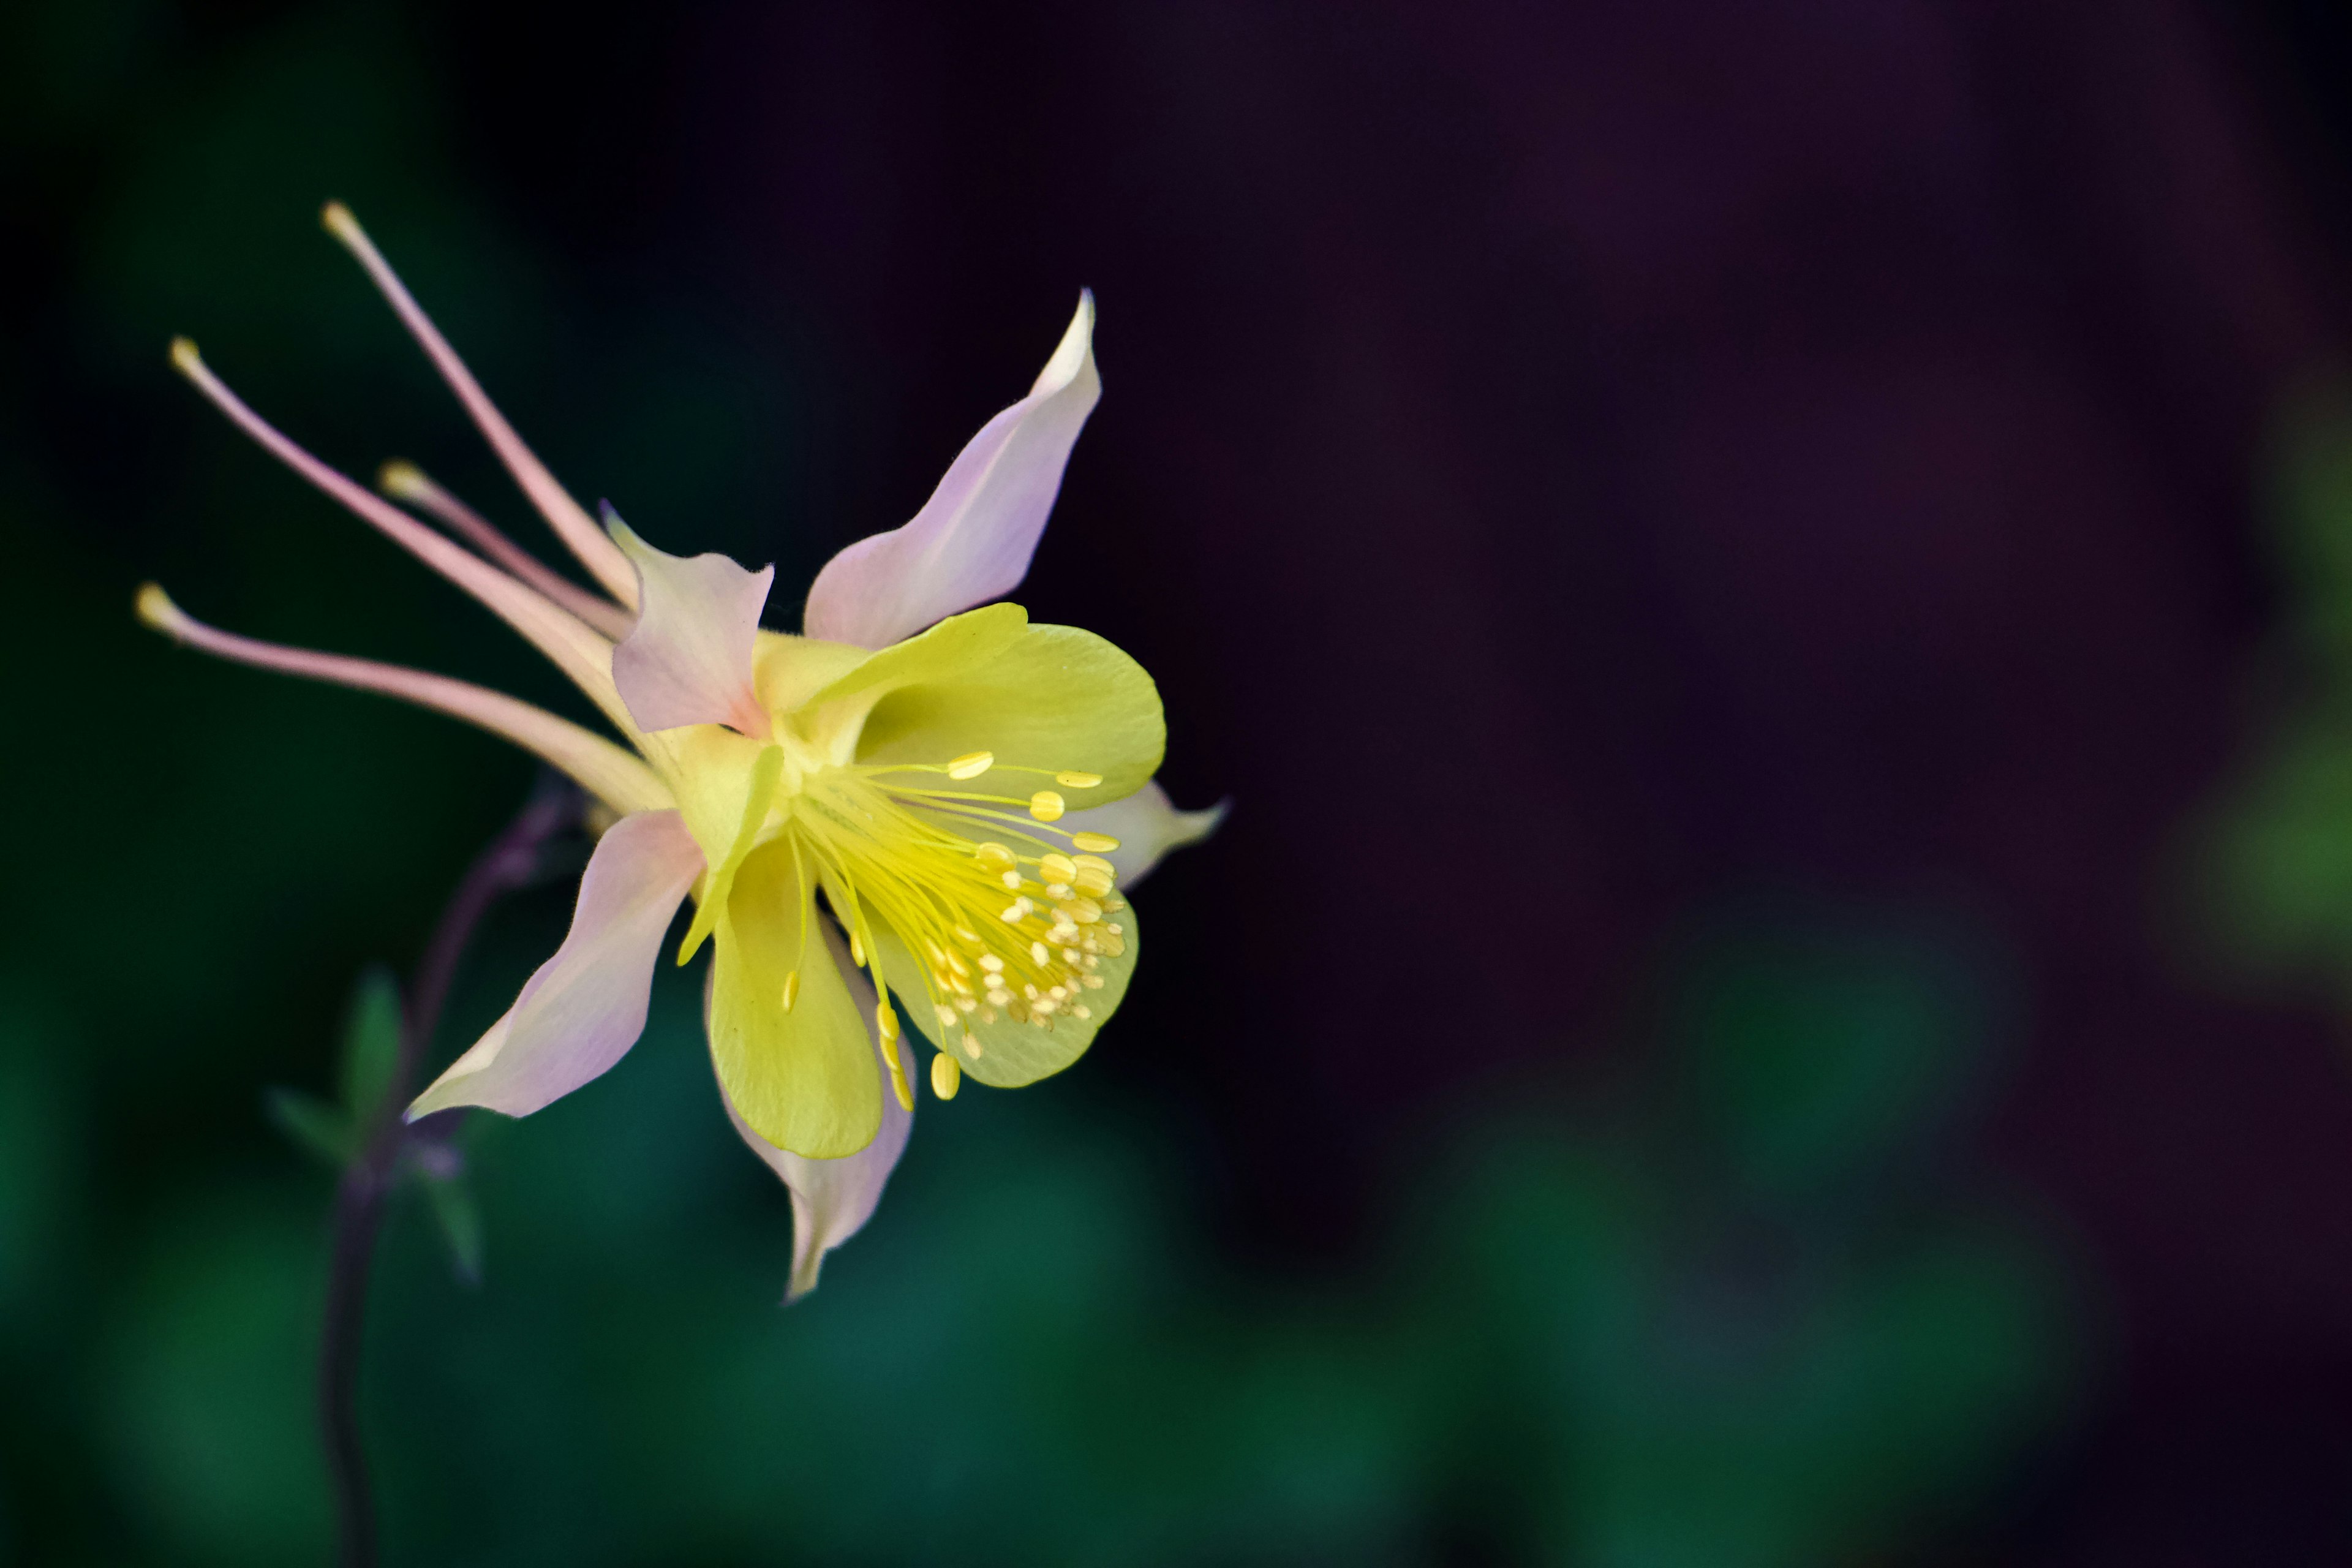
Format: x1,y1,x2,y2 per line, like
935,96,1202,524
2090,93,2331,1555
1033,291,1098,396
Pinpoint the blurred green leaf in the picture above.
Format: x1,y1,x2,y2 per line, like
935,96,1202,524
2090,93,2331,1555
421,1169,483,1287
262,1087,352,1169
1676,911,1986,1205
2270,388,2352,669
337,965,402,1125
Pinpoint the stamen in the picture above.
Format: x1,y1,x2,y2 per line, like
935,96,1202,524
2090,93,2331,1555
948,751,994,779
930,1052,962,1099
1069,831,1121,853
974,842,1016,874
1055,771,1102,788
1039,853,1077,884
1030,791,1065,822
781,969,800,1012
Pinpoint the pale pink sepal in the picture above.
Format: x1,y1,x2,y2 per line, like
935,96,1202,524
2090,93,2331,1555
804,293,1100,649
1062,779,1226,888
608,515,775,737
718,938,916,1302
409,809,704,1120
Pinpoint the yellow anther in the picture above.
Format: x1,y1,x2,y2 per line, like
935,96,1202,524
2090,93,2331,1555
1060,897,1102,924
1029,790,1066,822
945,950,970,976
978,952,1005,972
1000,869,1025,890
962,1035,984,1058
1083,974,1105,989
1069,832,1120,853
948,751,994,780
1055,771,1103,789
1039,852,1077,884
1030,940,1050,964
780,970,801,1012
974,842,1016,873
931,1051,962,1099
1044,883,1072,901
1063,948,1082,964
876,1001,899,1041
1074,1004,1093,1019
850,930,865,967
934,1003,960,1030
954,925,982,945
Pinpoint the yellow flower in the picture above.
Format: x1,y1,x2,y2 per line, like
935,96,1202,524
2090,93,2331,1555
137,205,1220,1297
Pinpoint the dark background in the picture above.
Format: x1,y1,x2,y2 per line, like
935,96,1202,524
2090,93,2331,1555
10,1,2352,1561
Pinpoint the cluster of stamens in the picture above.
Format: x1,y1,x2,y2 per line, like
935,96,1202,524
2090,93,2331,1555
780,748,1128,1103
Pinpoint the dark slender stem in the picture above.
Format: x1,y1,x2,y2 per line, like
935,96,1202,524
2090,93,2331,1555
319,776,580,1568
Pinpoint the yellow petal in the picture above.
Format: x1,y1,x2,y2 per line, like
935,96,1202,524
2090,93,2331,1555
708,840,883,1157
867,897,1140,1090
793,602,1031,755
752,630,872,718
854,622,1165,806
673,741,783,963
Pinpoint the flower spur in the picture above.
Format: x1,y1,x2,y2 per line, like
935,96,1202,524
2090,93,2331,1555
138,203,1221,1297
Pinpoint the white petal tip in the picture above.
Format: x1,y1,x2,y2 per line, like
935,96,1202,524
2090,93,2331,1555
1031,292,1096,396
1183,797,1231,840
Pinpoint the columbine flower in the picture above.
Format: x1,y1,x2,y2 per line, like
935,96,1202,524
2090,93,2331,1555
138,205,1219,1297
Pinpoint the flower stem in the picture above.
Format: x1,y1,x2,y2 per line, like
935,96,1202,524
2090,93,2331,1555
318,775,581,1568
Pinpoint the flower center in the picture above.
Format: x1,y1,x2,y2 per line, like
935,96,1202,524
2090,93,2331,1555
781,750,1128,1066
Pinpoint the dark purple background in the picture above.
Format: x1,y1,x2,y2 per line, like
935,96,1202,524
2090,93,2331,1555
428,1,2352,1554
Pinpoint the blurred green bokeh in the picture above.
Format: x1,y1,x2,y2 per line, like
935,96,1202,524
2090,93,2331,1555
0,4,2075,1561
